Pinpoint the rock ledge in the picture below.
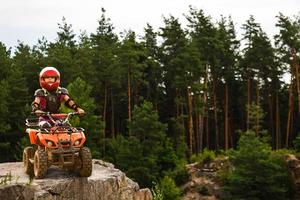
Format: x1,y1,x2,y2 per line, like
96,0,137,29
0,159,152,200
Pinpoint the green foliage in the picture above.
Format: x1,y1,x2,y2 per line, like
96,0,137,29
62,77,104,158
0,171,12,185
106,101,179,188
0,80,10,134
190,148,216,164
246,103,265,132
166,160,189,185
168,118,188,160
223,131,293,200
151,182,164,200
0,8,299,198
129,100,167,140
14,137,31,161
194,185,209,196
274,148,296,156
159,176,181,200
0,142,11,162
293,133,300,152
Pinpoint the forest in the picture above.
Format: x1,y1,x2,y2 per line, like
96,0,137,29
0,7,300,199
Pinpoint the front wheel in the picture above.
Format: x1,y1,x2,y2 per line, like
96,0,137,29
23,147,34,175
79,147,92,177
34,149,48,178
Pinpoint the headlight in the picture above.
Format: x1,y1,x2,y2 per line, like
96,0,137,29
47,141,53,147
74,140,80,146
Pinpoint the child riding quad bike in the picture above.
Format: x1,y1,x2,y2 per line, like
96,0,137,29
23,66,92,178
23,111,92,178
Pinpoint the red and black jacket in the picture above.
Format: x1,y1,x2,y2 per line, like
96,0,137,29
32,87,78,113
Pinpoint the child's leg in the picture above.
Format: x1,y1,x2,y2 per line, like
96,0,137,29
38,117,52,128
39,121,51,128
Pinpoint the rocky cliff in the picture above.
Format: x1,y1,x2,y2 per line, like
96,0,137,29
285,154,300,199
181,158,226,200
182,154,299,200
0,159,152,200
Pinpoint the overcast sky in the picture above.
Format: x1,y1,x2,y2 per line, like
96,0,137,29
0,0,299,49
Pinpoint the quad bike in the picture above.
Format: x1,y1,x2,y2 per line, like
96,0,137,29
23,112,92,178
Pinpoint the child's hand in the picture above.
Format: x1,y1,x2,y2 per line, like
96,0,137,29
35,110,44,116
77,108,85,116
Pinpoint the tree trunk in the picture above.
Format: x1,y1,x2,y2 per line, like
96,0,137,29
199,93,204,152
229,118,233,148
212,78,219,150
205,115,209,149
176,88,180,119
195,112,199,154
256,80,260,136
292,48,300,114
128,66,132,129
268,88,274,148
225,83,229,150
102,83,107,156
286,74,294,148
276,89,281,149
187,86,194,156
111,89,115,138
247,77,251,130
204,64,209,149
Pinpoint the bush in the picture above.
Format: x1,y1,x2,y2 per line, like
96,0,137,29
293,133,300,152
166,161,189,185
194,185,209,196
223,131,293,200
172,166,189,185
151,182,164,200
159,176,181,200
190,148,216,164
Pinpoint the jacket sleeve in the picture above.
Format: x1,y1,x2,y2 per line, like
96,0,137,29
34,89,45,97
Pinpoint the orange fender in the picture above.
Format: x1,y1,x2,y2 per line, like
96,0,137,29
26,128,39,145
71,132,86,147
36,132,71,148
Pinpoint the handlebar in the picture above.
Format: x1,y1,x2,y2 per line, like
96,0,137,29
32,111,85,125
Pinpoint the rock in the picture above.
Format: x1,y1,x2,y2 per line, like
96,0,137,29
0,159,152,200
285,154,300,200
285,154,299,169
182,158,227,200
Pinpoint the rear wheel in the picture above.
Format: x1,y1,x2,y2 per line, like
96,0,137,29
23,147,34,175
79,147,92,177
34,149,48,178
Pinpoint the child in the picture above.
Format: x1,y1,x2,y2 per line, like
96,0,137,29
31,67,85,128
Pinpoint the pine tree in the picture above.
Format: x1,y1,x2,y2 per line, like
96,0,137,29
275,13,300,147
159,15,203,155
224,131,292,200
141,24,162,109
241,16,279,147
241,15,263,131
91,8,121,143
47,17,78,85
118,31,146,129
215,16,240,149
0,42,13,162
186,7,219,150
62,77,103,158
106,101,178,188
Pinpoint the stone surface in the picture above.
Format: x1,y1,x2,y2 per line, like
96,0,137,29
0,159,152,200
181,157,229,200
285,154,300,200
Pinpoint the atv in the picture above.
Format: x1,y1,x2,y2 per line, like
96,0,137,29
23,112,92,178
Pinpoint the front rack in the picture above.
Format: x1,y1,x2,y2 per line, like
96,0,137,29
38,127,85,134
25,116,85,133
25,117,39,128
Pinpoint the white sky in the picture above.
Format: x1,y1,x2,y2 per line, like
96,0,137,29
0,0,299,49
